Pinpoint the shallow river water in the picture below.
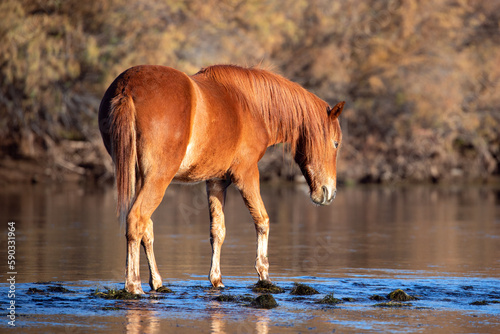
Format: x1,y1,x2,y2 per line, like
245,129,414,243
0,182,499,333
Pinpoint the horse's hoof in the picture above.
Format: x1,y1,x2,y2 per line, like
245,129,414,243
213,281,225,289
210,278,225,288
129,289,145,295
149,279,163,291
126,284,145,295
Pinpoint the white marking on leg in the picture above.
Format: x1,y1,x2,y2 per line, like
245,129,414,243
143,219,163,291
255,219,270,281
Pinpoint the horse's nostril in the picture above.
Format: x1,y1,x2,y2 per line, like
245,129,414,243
322,186,328,199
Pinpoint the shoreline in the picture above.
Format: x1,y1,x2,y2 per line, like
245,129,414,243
1,141,498,186
1,154,499,187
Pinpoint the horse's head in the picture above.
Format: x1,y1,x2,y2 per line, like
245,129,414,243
295,101,344,205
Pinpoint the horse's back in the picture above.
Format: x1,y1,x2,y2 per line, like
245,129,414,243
99,65,269,183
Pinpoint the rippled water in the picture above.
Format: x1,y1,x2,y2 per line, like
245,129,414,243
0,182,499,332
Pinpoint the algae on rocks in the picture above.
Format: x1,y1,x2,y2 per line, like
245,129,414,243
252,280,285,294
290,283,319,295
369,294,386,301
387,289,415,301
156,286,174,293
47,285,73,293
213,294,238,302
317,293,342,305
92,288,142,300
252,294,278,309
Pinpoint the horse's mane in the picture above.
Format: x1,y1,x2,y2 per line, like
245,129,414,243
195,64,331,156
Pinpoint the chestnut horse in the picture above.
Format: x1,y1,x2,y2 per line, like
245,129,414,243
99,64,344,294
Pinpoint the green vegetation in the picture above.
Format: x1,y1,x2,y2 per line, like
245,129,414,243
27,287,45,294
47,285,74,293
369,295,386,301
214,294,238,302
369,289,415,306
92,288,142,300
212,293,277,309
317,293,342,305
155,286,174,293
1,0,499,183
387,289,415,301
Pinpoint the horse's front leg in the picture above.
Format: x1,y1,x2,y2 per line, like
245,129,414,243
206,179,231,288
234,167,270,282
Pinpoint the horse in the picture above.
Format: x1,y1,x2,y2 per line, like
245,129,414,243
98,64,344,294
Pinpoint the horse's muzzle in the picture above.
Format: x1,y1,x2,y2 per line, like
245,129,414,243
319,186,336,205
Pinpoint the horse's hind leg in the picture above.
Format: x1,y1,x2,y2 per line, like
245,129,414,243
126,173,171,294
206,179,231,288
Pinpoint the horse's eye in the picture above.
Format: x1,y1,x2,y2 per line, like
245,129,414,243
334,141,339,149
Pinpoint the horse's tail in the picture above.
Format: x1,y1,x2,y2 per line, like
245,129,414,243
110,94,137,227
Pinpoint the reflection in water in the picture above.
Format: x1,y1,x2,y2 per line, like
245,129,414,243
125,308,160,334
208,302,226,334
0,183,499,283
255,314,270,334
208,301,270,334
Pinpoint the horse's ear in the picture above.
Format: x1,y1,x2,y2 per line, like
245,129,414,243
327,101,345,120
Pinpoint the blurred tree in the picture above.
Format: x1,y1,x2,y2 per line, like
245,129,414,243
0,0,498,182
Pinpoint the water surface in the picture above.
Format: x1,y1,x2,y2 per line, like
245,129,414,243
0,183,499,332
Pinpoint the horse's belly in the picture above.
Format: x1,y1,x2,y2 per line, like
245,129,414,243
171,175,203,184
172,143,229,183
172,166,226,184
172,165,204,184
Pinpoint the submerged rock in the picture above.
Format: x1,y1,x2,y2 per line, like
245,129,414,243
290,283,319,295
156,286,174,293
387,289,415,301
252,294,278,309
317,293,342,305
92,288,142,300
213,294,238,302
47,285,73,293
28,285,73,294
369,295,387,301
252,280,284,294
239,295,256,303
470,300,489,305
27,288,45,294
